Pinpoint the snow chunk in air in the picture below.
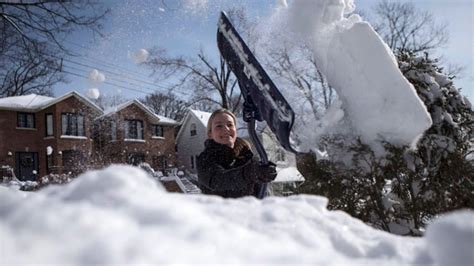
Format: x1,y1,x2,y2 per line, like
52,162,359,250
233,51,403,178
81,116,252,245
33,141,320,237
130,48,150,64
265,0,432,153
89,69,106,82
86,88,100,99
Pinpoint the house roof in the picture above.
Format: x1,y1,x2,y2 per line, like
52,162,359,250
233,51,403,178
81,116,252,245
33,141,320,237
0,91,103,113
100,99,179,125
190,109,212,127
175,109,212,143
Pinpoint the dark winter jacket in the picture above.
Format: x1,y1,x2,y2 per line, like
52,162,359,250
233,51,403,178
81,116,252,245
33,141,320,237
197,138,266,198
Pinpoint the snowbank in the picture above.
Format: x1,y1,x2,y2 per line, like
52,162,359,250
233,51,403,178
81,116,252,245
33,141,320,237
425,210,474,266
1,165,472,265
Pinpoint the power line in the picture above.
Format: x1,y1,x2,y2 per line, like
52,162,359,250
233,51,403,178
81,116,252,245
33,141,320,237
63,40,180,88
62,40,198,98
5,50,195,99
60,61,194,99
62,62,160,93
61,69,154,95
62,65,194,98
54,55,171,91
64,40,153,78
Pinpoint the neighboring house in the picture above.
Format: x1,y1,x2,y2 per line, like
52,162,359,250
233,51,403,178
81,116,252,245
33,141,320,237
94,100,179,173
0,91,103,181
175,109,211,173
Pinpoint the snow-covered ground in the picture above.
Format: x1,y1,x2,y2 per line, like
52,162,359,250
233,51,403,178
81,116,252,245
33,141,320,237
0,1,471,265
1,165,472,265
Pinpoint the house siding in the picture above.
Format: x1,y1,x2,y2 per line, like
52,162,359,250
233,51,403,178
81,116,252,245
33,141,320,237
176,113,208,173
95,104,177,172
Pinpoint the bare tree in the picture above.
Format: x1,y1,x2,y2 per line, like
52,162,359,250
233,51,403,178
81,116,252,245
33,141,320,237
92,92,128,111
370,0,448,53
141,91,188,121
144,8,254,114
146,46,241,113
0,0,109,97
1,32,65,96
265,42,334,119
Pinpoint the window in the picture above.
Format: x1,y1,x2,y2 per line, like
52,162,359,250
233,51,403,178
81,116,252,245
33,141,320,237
17,112,35,128
190,155,195,169
152,125,164,137
45,113,53,136
190,123,197,136
124,119,143,139
61,113,85,136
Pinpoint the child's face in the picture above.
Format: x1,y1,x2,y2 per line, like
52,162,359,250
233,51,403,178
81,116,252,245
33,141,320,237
208,113,237,148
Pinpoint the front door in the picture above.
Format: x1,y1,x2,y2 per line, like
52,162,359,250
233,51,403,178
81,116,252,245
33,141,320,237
16,152,38,181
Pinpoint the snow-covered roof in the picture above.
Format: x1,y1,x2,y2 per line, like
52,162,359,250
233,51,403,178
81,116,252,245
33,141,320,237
0,94,55,111
175,109,212,143
0,91,103,113
274,166,305,183
190,109,211,127
100,99,178,125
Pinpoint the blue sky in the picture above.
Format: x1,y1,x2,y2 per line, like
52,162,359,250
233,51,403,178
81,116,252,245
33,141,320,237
55,0,473,102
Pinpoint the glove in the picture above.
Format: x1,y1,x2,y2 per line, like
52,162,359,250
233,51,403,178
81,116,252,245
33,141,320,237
256,162,277,183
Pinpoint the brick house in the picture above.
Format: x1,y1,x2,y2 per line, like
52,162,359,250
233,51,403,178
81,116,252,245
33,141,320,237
0,91,103,180
94,99,179,173
0,92,180,183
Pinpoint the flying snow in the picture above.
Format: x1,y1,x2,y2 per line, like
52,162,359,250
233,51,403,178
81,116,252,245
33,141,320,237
86,88,100,99
259,0,432,154
130,48,150,64
183,0,209,13
46,146,53,156
88,69,106,83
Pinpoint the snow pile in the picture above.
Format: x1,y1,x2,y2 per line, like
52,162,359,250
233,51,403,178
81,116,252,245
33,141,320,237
1,165,473,265
425,210,474,266
262,0,432,153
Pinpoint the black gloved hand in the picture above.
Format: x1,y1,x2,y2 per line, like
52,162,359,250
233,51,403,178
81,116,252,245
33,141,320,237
256,161,277,183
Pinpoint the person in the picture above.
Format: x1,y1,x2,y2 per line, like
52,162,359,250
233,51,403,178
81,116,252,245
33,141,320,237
196,108,277,198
